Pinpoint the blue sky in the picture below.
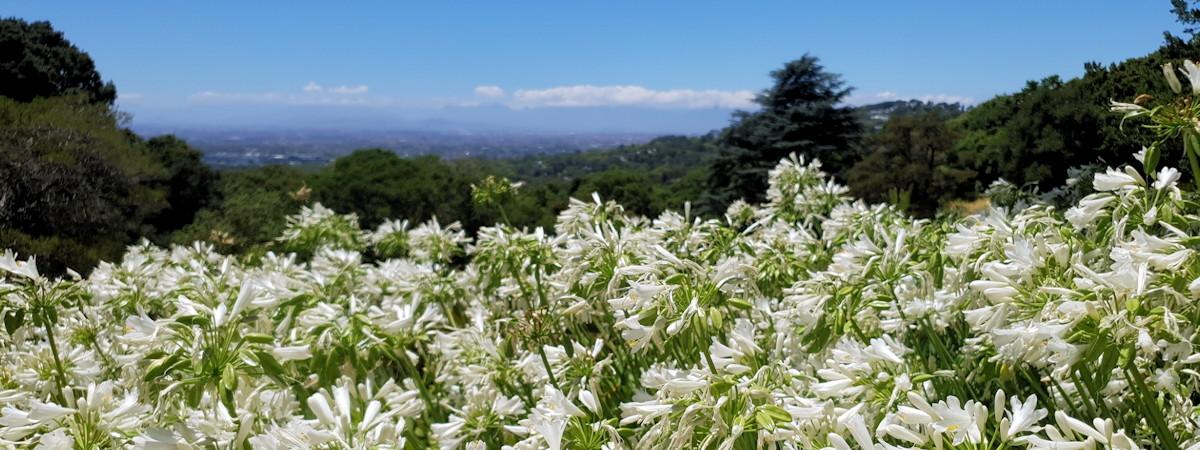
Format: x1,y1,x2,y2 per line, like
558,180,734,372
3,1,1188,133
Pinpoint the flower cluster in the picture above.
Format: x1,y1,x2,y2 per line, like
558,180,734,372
2,148,1200,449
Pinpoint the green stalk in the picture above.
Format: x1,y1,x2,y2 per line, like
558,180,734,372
395,348,442,422
40,310,71,405
533,264,550,310
702,349,719,375
537,345,561,390
1124,363,1179,450
1185,130,1200,191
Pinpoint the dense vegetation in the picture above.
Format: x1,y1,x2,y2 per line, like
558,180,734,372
3,3,1200,279
7,3,1200,449
4,137,1200,447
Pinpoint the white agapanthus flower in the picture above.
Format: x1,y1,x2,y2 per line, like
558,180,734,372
2,147,1199,448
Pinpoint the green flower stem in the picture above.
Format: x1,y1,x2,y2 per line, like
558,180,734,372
40,311,71,405
1185,130,1200,191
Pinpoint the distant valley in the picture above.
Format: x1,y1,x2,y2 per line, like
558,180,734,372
135,100,960,167
133,126,662,167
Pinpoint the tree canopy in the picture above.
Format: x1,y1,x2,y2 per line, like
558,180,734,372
0,96,164,272
707,55,861,208
0,18,116,105
847,111,973,216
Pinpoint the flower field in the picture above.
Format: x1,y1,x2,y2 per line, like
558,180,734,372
2,150,1200,449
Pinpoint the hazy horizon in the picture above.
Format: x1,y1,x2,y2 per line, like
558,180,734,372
5,0,1188,134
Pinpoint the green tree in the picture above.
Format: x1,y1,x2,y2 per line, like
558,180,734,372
0,96,166,273
310,150,481,229
138,135,218,239
572,169,659,217
0,18,117,105
1172,0,1200,37
847,112,973,216
708,55,861,208
175,165,308,253
952,36,1200,191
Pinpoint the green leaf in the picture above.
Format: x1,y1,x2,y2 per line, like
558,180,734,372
1143,143,1160,176
174,315,204,327
4,309,25,334
242,333,275,345
255,350,287,383
727,298,752,310
186,385,203,408
754,410,774,431
760,404,792,423
144,353,183,383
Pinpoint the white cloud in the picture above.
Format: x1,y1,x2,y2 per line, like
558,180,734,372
330,85,369,95
846,91,975,106
118,92,144,101
190,91,286,103
509,85,755,109
188,90,383,106
188,83,756,110
474,85,505,98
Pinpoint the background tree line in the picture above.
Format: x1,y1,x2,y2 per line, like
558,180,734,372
4,2,1200,273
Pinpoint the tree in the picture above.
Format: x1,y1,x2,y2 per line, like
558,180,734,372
310,150,481,229
139,135,218,238
174,165,308,253
0,18,117,105
0,95,166,272
1172,0,1200,37
847,112,973,216
952,36,1200,191
572,169,659,217
707,55,861,208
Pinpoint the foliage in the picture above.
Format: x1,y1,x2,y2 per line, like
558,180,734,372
847,111,975,216
3,139,1200,447
174,165,309,254
854,99,968,131
951,35,1200,191
0,18,116,105
0,96,167,274
708,55,862,208
481,135,716,219
310,150,485,230
138,135,218,240
1171,0,1200,36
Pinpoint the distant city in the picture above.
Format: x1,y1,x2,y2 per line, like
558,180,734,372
133,100,954,167
133,125,663,167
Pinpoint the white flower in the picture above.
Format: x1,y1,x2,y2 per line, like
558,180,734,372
1181,60,1200,93
1109,100,1146,113
1093,168,1141,192
270,345,313,362
929,396,985,445
1154,167,1181,190
1163,62,1183,94
1001,394,1046,439
1065,194,1115,229
0,250,41,280
132,428,196,450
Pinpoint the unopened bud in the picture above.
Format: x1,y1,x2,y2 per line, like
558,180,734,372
1163,62,1183,94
